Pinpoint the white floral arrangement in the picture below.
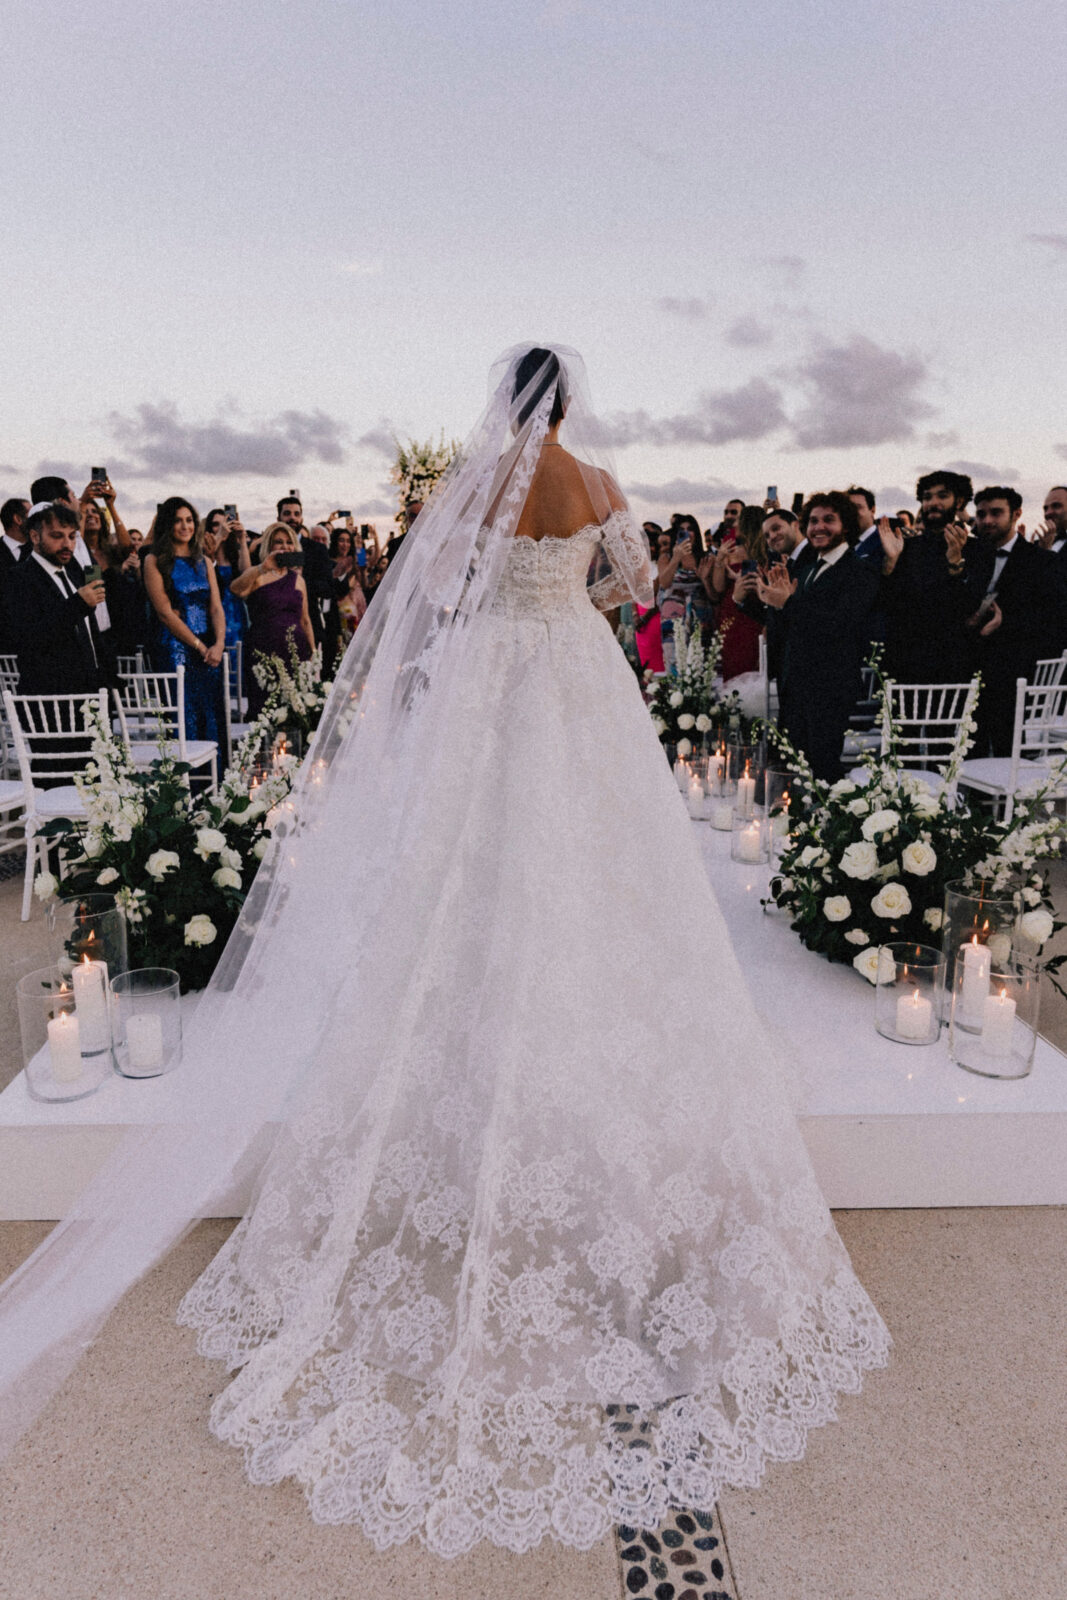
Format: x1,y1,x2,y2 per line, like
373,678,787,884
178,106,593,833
389,431,459,513
252,633,332,739
766,690,1066,985
647,619,746,755
36,699,293,990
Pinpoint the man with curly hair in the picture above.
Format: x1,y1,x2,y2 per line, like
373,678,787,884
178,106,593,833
880,469,975,683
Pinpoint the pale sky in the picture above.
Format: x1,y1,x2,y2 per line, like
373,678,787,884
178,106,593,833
3,0,1066,532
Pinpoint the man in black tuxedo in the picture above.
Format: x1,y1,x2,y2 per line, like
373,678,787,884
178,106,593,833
757,492,880,781
0,497,31,651
276,494,334,656
1036,485,1067,556
965,486,1067,756
737,507,814,684
881,470,973,682
10,502,107,695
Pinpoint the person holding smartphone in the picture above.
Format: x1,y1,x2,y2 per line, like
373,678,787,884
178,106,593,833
230,521,316,717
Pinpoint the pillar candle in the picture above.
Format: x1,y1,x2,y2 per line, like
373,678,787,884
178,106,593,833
738,821,763,862
125,1012,165,1075
47,1010,82,1083
959,938,991,1026
981,989,1016,1057
896,988,932,1041
72,958,110,1054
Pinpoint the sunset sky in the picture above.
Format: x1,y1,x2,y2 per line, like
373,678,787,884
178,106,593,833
3,0,1066,531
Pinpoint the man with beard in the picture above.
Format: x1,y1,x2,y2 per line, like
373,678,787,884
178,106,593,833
276,494,335,659
965,486,1067,755
1036,485,1067,555
880,469,974,683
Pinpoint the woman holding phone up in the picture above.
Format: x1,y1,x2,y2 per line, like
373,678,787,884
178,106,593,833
230,521,316,718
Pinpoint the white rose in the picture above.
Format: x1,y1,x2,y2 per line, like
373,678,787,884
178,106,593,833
212,866,242,891
828,779,857,798
847,797,870,816
676,738,692,756
243,799,266,821
219,846,242,872
81,831,104,859
677,713,695,730
320,680,334,693
987,931,1013,965
861,808,901,842
273,708,288,724
871,881,912,918
840,841,879,880
194,827,227,859
669,691,684,708
911,788,941,820
1022,886,1042,908
798,845,829,868
901,840,937,876
252,837,269,860
845,928,870,945
695,714,711,732
923,907,944,932
146,849,180,880
1018,908,1054,947
33,870,59,902
184,913,218,947
96,867,119,886
651,718,666,736
824,895,852,922
853,945,895,984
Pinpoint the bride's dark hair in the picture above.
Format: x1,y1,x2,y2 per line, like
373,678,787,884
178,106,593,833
513,346,567,428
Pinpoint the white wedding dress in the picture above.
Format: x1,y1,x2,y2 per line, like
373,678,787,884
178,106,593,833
176,515,890,1554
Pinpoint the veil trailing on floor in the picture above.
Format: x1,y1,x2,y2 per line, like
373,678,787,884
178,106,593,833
0,344,654,1458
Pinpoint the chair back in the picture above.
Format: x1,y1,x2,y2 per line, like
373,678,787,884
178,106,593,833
112,667,187,757
0,655,18,695
880,679,980,770
2,689,109,793
225,640,246,719
1016,678,1067,761
1031,652,1067,689
115,650,147,679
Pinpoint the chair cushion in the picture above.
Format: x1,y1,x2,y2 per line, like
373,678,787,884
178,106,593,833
0,780,25,809
959,757,1066,794
184,742,217,764
32,785,87,818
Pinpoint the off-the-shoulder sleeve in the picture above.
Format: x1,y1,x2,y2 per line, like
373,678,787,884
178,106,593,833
588,509,655,610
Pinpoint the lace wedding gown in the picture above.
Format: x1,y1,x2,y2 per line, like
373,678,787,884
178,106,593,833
177,515,890,1555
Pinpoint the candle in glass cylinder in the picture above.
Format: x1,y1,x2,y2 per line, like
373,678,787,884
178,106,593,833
896,987,932,1041
673,757,690,792
959,936,991,1025
686,775,704,819
710,799,734,830
47,1009,82,1083
736,763,756,817
772,790,792,838
709,749,725,789
981,988,1016,1057
738,820,762,862
72,956,110,1054
125,1012,165,1075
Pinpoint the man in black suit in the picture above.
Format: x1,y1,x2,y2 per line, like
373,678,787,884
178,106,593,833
965,486,1067,756
0,497,31,651
1036,485,1067,556
757,492,880,782
276,494,334,656
737,507,814,684
10,502,107,695
881,470,973,682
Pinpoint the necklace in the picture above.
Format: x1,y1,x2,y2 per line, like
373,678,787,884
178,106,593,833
544,442,562,448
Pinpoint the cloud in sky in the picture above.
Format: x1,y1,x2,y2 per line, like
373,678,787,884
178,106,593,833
354,496,395,517
877,485,916,506
626,476,746,508
756,254,806,287
356,424,397,457
925,430,960,451
723,316,772,348
107,402,348,478
941,458,1019,483
597,377,787,450
789,335,934,450
656,296,711,320
1026,233,1067,256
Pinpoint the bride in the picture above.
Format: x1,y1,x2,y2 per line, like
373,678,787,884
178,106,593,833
0,345,888,1556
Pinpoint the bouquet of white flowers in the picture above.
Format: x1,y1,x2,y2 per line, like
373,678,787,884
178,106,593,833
390,431,460,512
252,632,332,743
37,701,293,990
646,619,747,755
765,690,1066,986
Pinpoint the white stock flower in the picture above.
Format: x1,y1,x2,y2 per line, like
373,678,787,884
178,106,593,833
212,866,241,891
871,881,912,918
81,831,105,859
146,849,180,880
184,913,218,947
194,827,227,860
1022,886,1042,907
677,713,695,730
828,779,857,798
676,738,693,757
861,808,901,841
824,895,852,922
96,867,119,886
901,840,937,876
33,870,58,902
923,907,944,932
669,691,684,708
840,841,879,880
1019,908,1054,947
847,797,870,816
845,928,870,945
853,945,896,984
911,788,940,819
695,714,712,732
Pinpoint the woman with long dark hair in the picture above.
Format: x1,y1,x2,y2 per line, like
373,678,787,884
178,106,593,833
143,497,227,744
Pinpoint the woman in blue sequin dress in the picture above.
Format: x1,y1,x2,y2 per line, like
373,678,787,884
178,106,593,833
143,498,227,748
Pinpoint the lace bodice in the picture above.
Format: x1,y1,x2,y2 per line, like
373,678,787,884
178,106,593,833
488,511,650,620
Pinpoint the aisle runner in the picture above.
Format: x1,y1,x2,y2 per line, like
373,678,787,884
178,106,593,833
616,1504,737,1599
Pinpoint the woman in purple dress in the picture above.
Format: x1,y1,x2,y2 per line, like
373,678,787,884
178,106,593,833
230,522,316,718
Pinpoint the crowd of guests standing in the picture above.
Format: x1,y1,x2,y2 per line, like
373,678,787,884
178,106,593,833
634,472,1067,781
0,475,422,751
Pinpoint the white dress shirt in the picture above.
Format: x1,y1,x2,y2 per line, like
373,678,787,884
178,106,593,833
806,539,850,583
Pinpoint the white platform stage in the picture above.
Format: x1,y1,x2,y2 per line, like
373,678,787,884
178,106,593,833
2,822,1065,1218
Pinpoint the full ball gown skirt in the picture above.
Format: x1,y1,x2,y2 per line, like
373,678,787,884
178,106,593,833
178,525,889,1555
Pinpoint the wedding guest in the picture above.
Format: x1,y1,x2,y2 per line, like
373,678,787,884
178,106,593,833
1036,486,1067,555
880,469,973,684
634,523,664,673
386,498,424,565
10,501,107,696
277,494,333,650
202,508,250,650
847,486,883,565
895,509,916,530
0,498,30,572
658,514,712,669
965,486,1067,755
29,474,100,567
231,522,316,719
756,491,879,781
143,498,226,746
708,507,762,681
330,525,367,639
